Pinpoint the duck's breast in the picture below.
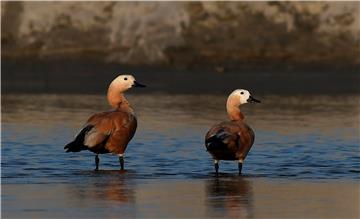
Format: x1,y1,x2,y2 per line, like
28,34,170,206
235,122,255,160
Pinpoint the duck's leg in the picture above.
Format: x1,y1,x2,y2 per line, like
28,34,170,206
95,154,100,171
214,160,219,176
118,154,124,170
238,159,243,175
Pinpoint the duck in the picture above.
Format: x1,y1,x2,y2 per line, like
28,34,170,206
205,89,260,175
64,74,146,170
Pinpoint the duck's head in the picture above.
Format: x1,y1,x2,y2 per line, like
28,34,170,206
229,89,261,106
109,74,146,93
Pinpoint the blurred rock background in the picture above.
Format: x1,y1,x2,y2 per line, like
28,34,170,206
2,1,359,68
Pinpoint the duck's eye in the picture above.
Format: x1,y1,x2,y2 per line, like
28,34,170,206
124,77,128,81
240,92,244,95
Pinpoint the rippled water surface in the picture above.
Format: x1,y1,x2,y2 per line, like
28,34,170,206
2,94,359,182
2,94,360,218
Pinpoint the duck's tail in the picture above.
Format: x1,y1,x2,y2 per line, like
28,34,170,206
205,129,231,151
64,125,93,152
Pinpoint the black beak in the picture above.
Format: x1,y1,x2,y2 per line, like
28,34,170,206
247,96,261,103
132,81,146,88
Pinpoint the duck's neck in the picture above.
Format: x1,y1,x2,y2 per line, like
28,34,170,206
226,96,244,121
107,87,134,113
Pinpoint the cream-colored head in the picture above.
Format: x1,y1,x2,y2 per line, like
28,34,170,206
226,89,260,121
107,74,146,109
108,75,146,93
228,89,260,106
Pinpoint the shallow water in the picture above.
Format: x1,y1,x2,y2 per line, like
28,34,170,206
3,179,359,219
2,94,360,218
2,94,359,182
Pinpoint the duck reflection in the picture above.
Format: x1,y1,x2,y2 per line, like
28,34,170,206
66,170,135,203
205,177,253,219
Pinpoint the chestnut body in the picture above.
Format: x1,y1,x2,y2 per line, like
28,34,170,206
205,121,254,161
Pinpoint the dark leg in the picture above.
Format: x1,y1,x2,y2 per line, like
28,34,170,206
119,155,124,170
238,162,243,175
214,160,219,176
95,154,99,171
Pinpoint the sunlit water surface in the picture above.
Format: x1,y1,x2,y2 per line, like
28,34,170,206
2,94,360,218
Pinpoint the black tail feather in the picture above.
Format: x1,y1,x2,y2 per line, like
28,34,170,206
64,125,93,152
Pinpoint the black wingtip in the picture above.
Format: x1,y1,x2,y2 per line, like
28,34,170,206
64,144,71,152
64,125,94,153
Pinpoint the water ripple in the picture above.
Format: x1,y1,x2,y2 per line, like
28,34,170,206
2,94,360,183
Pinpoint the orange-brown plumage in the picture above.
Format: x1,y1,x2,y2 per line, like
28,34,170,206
205,121,254,161
205,89,260,175
64,74,145,170
84,110,137,155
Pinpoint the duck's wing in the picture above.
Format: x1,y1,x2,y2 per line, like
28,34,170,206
64,124,110,153
64,125,93,152
64,112,112,153
205,122,239,152
205,121,255,160
83,126,110,148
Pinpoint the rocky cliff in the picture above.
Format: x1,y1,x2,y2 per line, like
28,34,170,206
2,2,359,67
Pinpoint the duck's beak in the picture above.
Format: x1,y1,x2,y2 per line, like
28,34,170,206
133,81,146,88
247,96,261,103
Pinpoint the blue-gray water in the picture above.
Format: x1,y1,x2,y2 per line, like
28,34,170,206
2,94,360,219
2,95,360,183
2,94,359,182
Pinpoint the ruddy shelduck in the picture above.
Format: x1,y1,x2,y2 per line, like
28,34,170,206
64,74,146,170
205,89,260,175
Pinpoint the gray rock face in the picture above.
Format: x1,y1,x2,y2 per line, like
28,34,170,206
2,2,359,66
